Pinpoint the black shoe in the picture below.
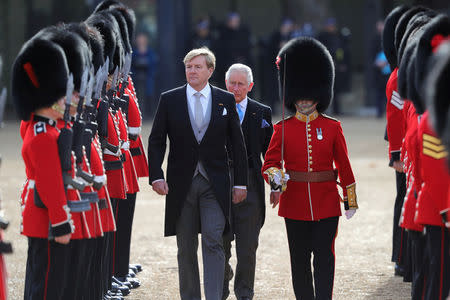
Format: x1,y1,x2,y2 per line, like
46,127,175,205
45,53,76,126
394,264,405,277
128,268,136,278
240,298,251,300
129,265,138,274
117,276,141,289
111,282,130,296
112,276,132,289
129,263,142,272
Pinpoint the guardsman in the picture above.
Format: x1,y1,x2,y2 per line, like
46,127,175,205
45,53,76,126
12,37,76,300
382,5,412,277
418,36,450,300
261,37,358,300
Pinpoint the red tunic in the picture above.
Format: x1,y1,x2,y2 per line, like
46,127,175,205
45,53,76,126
386,68,406,162
415,112,450,227
399,105,423,232
103,110,126,199
116,109,139,194
90,136,116,233
262,112,356,221
126,77,148,178
20,117,73,238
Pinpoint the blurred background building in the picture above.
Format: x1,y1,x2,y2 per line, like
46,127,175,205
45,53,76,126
0,0,449,119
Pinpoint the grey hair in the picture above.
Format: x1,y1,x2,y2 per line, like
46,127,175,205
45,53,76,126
225,63,253,85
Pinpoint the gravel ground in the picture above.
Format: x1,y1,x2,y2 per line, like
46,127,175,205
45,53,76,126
0,117,412,299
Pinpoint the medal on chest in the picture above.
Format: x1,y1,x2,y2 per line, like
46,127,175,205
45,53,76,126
316,128,323,140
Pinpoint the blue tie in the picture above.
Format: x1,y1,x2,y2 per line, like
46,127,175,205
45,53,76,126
236,103,244,122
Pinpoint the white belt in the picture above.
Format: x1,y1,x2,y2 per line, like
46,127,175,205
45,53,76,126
104,148,121,157
128,127,141,135
121,141,130,150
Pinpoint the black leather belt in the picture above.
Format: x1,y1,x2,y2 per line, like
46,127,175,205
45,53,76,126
98,198,108,209
68,200,91,212
104,160,123,171
130,147,142,156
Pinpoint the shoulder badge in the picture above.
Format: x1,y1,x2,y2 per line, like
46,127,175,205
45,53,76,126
33,122,46,136
321,113,339,122
422,133,448,159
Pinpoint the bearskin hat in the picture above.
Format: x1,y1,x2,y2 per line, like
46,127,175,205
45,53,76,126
425,41,450,142
93,0,122,13
11,38,69,120
108,9,131,54
113,6,136,42
397,39,418,101
415,14,450,101
276,37,334,113
34,26,92,91
396,7,431,64
65,22,105,72
383,5,410,69
86,12,123,72
398,10,436,67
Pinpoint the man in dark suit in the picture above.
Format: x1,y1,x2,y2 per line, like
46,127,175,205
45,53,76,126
148,47,248,300
223,64,273,300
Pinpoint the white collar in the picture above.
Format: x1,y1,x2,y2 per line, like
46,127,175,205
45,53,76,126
187,83,211,100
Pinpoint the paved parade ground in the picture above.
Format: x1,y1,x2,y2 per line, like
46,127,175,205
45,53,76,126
0,117,411,299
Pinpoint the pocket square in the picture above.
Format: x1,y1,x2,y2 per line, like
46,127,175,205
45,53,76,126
261,119,270,128
222,107,227,116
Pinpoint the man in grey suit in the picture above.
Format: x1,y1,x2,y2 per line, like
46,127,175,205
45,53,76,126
148,48,248,300
223,64,273,300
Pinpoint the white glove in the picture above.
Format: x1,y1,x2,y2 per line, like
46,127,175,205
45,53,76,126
345,209,356,219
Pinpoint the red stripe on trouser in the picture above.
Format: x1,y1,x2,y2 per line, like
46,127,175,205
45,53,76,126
439,228,444,300
422,275,427,300
44,241,50,300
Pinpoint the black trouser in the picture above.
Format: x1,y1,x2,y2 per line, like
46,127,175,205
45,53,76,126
113,193,137,277
408,230,427,300
392,171,408,267
285,217,339,300
61,239,87,300
102,231,114,293
85,237,104,300
424,226,450,300
24,237,70,300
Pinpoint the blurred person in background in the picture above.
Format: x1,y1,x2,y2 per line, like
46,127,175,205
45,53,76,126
372,20,390,118
132,31,157,119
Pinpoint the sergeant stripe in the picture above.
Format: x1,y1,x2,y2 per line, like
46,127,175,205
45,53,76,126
391,91,403,109
423,148,448,159
423,133,442,145
423,141,446,152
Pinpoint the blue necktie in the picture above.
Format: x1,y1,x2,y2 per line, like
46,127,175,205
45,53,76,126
236,103,244,122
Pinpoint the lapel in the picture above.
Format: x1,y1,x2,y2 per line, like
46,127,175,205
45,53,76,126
179,84,198,144
200,84,220,144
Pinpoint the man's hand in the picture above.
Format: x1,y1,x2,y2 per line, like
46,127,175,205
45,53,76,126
392,160,404,173
54,233,71,245
270,191,281,208
232,188,247,204
152,180,169,195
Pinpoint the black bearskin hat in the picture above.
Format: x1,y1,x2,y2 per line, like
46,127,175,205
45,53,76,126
93,0,122,13
425,41,450,143
92,0,136,42
383,5,410,69
11,38,69,120
277,37,334,113
415,14,450,101
86,12,123,72
397,10,436,67
34,26,92,91
65,22,105,72
108,9,131,54
397,39,418,100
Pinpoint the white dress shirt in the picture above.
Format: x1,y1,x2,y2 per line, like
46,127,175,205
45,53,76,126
186,83,211,118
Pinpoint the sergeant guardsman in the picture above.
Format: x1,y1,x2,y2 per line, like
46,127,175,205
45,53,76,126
262,37,358,300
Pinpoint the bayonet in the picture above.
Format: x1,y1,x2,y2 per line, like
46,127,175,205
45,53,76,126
63,73,74,123
0,88,6,127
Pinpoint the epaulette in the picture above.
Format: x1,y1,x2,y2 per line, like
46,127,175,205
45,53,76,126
275,115,294,125
321,114,339,122
34,122,46,136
